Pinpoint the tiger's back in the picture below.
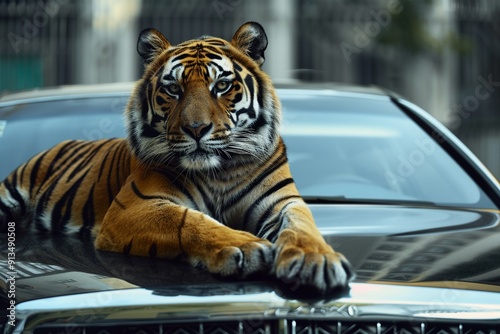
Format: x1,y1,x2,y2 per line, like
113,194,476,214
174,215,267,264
0,138,131,233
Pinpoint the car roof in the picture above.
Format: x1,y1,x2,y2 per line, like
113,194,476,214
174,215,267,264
0,82,136,105
0,81,389,105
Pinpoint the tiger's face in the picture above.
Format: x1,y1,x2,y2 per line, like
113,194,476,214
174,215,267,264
126,22,281,171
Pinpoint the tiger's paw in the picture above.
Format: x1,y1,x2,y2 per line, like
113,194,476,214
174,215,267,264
200,237,273,278
273,229,354,294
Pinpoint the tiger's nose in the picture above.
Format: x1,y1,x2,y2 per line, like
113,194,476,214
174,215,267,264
181,122,213,140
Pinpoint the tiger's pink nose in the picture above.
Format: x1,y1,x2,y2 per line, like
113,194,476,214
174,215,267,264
181,122,213,140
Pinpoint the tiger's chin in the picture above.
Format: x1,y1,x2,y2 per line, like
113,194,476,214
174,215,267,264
180,151,221,171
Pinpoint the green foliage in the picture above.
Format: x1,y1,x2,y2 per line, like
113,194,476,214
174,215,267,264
376,0,470,55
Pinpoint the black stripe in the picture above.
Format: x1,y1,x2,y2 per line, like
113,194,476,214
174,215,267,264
256,195,302,227
35,170,65,231
141,124,161,137
131,181,157,200
138,81,149,120
255,74,264,108
29,149,51,195
233,68,244,91
261,214,284,242
3,173,26,217
147,82,156,120
195,182,216,218
156,95,166,105
105,144,121,204
255,196,301,238
267,201,298,242
108,140,129,205
232,92,243,104
240,75,258,119
149,243,157,258
96,140,125,191
248,111,268,133
170,63,184,72
60,142,98,182
130,181,178,204
44,141,87,186
127,120,141,156
46,141,81,177
172,53,191,62
152,168,199,210
204,45,225,54
51,169,91,232
113,198,126,210
67,140,113,181
97,151,110,181
206,53,222,60
236,106,256,120
117,141,130,188
233,61,243,72
208,61,224,72
123,239,133,255
38,165,89,231
244,74,255,102
265,223,281,242
82,183,96,228
18,158,29,185
0,199,15,224
163,74,175,81
222,148,288,212
242,178,295,231
257,220,279,240
66,158,91,183
203,38,225,46
34,207,50,232
220,69,233,77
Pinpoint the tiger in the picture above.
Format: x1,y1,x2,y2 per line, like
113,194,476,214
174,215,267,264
0,22,353,293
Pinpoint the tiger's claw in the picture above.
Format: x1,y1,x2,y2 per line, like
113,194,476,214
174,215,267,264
273,229,355,293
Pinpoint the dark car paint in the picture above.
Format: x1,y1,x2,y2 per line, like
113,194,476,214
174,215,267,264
2,204,499,306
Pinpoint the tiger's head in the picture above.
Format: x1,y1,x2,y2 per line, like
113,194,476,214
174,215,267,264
126,22,281,171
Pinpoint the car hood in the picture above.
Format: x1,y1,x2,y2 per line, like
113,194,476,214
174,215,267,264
2,205,500,327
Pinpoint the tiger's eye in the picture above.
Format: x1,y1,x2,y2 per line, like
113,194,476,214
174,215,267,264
214,80,232,94
165,83,181,96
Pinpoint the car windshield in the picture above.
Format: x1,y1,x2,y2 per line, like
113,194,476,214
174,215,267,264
280,90,496,209
0,89,496,210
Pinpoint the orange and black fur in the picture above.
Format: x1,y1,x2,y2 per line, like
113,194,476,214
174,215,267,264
0,22,353,292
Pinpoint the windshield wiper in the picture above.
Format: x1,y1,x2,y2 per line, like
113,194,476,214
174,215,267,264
303,196,437,207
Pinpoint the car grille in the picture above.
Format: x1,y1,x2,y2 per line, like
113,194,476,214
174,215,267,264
32,319,499,334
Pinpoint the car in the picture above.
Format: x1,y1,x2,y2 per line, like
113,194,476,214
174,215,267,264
1,82,499,333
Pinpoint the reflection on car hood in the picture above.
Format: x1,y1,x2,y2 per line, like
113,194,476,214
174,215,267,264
316,205,500,290
14,283,500,329
2,205,499,299
1,205,500,329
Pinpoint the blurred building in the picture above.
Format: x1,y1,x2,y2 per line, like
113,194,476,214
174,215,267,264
0,0,499,178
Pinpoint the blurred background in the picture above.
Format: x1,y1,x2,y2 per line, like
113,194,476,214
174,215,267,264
0,0,499,177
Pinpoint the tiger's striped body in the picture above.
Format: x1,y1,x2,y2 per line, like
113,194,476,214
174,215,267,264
0,22,353,292
0,139,131,234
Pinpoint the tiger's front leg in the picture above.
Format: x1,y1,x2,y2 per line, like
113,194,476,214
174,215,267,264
270,201,355,293
95,175,273,277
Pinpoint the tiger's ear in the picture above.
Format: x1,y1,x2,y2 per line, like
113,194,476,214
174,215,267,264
231,22,268,67
137,28,171,64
